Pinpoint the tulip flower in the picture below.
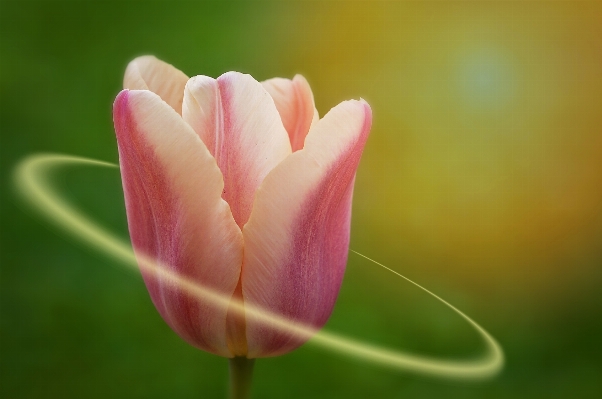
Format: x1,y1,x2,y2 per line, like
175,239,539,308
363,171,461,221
112,56,371,396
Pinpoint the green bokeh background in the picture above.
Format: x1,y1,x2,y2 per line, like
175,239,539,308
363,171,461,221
2,1,601,398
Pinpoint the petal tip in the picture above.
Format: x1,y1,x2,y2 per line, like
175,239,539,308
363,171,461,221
113,89,130,117
359,98,372,116
186,74,216,89
292,74,309,83
345,98,373,120
115,88,129,100
219,70,243,79
128,55,158,66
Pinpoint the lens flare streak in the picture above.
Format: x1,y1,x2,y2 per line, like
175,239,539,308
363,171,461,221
13,153,503,380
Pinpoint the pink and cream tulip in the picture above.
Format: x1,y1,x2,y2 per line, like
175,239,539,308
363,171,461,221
113,56,372,359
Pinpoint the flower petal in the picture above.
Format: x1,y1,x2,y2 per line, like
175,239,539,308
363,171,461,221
241,99,372,357
182,72,292,228
262,75,318,152
123,56,189,114
113,89,243,357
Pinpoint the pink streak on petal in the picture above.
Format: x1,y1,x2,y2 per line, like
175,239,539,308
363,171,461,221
262,75,318,152
113,90,243,357
182,72,292,228
242,100,372,357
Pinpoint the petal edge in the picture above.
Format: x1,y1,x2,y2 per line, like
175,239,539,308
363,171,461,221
113,89,243,356
242,99,372,357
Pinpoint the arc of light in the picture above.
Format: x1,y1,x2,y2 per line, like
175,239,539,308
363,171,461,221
13,153,504,380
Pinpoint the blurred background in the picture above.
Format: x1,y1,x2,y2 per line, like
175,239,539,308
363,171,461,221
1,1,601,398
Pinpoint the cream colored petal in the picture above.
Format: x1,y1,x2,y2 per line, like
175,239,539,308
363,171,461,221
262,74,318,152
123,55,189,114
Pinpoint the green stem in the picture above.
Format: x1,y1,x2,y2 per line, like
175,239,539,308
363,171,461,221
229,357,255,399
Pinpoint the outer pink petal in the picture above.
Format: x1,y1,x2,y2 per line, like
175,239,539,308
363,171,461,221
261,75,318,152
113,89,243,357
241,99,372,357
123,56,189,114
182,72,292,228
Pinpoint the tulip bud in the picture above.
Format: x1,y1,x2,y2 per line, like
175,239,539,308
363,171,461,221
113,56,372,359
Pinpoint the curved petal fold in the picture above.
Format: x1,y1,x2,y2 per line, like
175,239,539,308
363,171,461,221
241,99,372,357
123,56,189,114
262,75,318,152
182,72,292,227
113,89,243,357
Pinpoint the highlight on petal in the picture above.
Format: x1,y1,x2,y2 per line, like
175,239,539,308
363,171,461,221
262,75,318,152
113,89,243,357
182,72,292,228
123,56,189,114
241,99,372,357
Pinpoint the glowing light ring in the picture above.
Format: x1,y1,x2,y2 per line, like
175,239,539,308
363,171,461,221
13,153,504,380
